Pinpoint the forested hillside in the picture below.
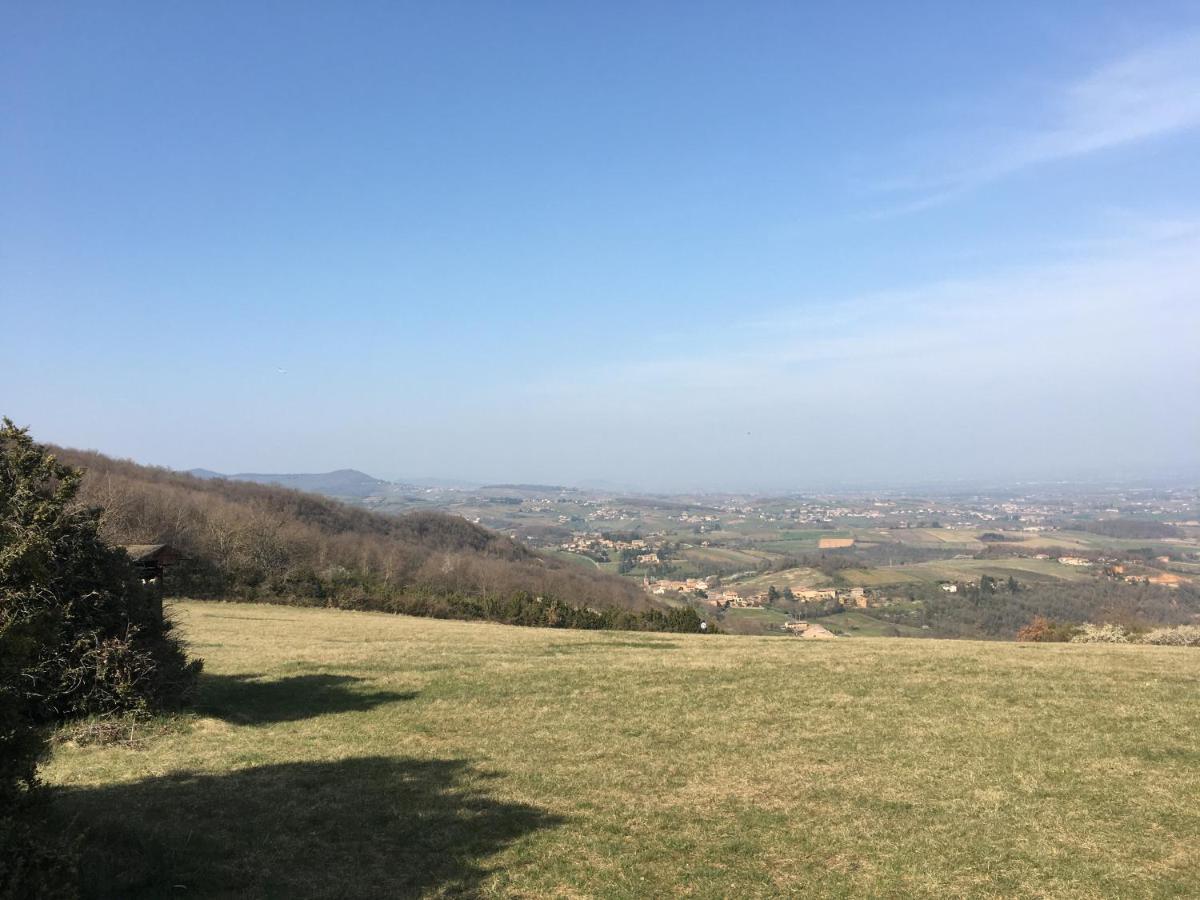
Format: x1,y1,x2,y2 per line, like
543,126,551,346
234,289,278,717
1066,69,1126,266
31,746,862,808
54,447,653,613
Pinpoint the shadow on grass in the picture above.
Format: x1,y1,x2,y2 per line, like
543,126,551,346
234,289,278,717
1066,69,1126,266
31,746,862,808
58,756,565,899
198,673,417,724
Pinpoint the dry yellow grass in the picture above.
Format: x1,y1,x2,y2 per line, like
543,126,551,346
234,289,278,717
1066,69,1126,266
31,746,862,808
45,601,1200,898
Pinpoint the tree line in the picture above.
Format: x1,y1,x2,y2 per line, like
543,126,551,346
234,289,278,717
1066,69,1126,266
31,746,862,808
383,591,706,632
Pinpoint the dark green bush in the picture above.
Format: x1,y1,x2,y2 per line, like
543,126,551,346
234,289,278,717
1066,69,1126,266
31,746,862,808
1,421,202,722
1,419,203,897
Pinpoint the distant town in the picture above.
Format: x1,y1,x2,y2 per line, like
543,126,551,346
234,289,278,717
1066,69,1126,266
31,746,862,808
215,471,1199,639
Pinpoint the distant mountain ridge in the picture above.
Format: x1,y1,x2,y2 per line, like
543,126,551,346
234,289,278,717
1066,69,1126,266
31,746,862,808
187,468,391,499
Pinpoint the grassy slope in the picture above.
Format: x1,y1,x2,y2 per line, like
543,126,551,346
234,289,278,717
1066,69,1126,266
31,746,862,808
730,566,833,593
543,548,601,570
46,602,1200,898
816,609,928,637
837,557,1097,588
681,546,770,569
720,606,792,631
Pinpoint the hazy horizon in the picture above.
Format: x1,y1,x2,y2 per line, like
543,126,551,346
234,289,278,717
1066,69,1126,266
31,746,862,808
32,448,1200,497
4,4,1198,490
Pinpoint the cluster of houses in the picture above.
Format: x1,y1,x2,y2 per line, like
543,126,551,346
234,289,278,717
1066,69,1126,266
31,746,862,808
583,506,636,523
559,533,662,557
718,593,765,608
781,621,837,639
645,577,717,596
643,577,875,610
643,577,759,607
673,512,721,525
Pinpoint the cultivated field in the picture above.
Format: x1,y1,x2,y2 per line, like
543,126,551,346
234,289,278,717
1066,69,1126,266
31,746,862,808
680,546,772,570
46,602,1200,898
730,565,833,594
834,556,1099,589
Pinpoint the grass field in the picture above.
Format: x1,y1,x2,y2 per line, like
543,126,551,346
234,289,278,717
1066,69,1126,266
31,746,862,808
916,557,1097,583
860,528,1102,552
45,601,1200,898
544,548,602,570
874,527,986,546
730,565,832,593
680,546,771,570
720,606,792,631
815,609,927,637
1054,531,1200,555
835,566,926,586
836,557,1097,589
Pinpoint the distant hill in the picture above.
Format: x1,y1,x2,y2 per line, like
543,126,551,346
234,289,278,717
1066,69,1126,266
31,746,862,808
52,447,654,613
187,468,225,480
187,467,392,499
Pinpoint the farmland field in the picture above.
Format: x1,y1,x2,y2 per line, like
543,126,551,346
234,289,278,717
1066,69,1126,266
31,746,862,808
813,609,927,637
856,528,1100,552
680,546,771,569
1053,531,1200,555
834,557,1097,589
910,557,1097,584
45,601,1200,898
729,565,833,593
881,527,984,546
835,566,925,586
1004,532,1097,550
720,605,791,631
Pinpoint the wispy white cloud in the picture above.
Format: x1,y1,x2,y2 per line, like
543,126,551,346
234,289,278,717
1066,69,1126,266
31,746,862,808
527,217,1200,414
463,217,1200,488
872,33,1200,215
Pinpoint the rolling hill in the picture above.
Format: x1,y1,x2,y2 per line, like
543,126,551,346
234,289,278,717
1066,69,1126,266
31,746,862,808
53,447,654,613
187,467,394,499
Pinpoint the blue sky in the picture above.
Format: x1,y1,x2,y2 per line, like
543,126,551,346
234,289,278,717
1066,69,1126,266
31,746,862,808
3,2,1198,490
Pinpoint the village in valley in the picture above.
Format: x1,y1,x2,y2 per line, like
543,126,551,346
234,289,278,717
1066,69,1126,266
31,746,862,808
327,478,1200,638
